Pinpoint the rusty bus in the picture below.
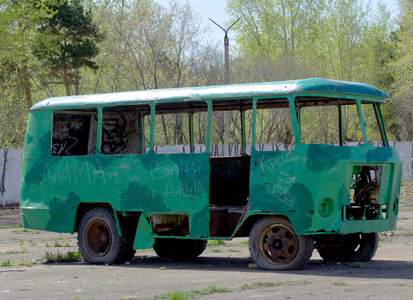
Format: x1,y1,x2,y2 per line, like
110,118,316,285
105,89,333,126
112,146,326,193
20,78,402,270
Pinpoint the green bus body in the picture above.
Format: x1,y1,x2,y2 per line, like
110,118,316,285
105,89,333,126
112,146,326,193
20,78,402,269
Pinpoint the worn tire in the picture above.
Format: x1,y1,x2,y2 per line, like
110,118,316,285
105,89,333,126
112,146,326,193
249,216,314,270
154,238,207,259
77,207,128,264
317,232,378,262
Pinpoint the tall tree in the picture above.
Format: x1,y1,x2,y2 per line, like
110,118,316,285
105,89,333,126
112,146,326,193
227,0,323,80
0,0,55,109
33,0,104,96
384,0,413,140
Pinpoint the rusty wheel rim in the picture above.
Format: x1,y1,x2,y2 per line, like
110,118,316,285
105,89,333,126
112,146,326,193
85,220,111,258
259,223,298,265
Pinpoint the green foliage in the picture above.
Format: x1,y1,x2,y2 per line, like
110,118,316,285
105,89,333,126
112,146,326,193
206,240,226,246
33,0,104,96
43,250,82,263
0,0,412,148
1,259,13,266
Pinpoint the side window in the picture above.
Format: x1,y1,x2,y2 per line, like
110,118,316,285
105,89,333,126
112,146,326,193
299,106,339,145
154,104,190,154
341,104,364,145
361,103,384,146
297,99,364,146
193,111,208,153
51,109,97,156
255,99,294,151
101,105,150,155
211,110,243,156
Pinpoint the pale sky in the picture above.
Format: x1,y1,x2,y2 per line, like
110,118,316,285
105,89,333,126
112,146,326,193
157,0,400,44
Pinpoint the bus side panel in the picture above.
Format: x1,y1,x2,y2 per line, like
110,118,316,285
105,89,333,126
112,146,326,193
21,112,210,237
249,144,402,235
20,110,78,232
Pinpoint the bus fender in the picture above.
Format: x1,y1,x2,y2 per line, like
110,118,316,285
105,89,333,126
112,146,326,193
133,213,155,250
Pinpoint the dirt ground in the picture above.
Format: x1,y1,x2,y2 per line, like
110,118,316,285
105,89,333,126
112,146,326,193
1,205,413,300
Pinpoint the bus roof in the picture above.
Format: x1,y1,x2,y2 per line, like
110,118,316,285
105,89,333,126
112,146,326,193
31,78,390,111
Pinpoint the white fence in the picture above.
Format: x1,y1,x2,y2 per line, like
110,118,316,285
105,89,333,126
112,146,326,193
1,142,412,206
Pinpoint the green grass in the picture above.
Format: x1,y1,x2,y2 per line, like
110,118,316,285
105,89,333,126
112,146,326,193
239,240,249,247
346,261,364,268
16,259,35,267
44,250,82,263
149,280,311,300
227,249,241,252
332,281,348,286
152,285,231,300
1,259,13,267
209,248,221,253
206,240,226,246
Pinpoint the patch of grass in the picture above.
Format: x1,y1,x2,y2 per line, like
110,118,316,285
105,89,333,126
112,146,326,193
16,259,34,267
151,280,311,299
43,250,82,263
227,249,241,252
239,240,249,247
240,282,275,289
54,239,63,247
332,281,348,286
5,249,19,254
1,259,13,267
152,285,231,300
379,235,392,243
29,242,37,247
210,248,221,253
207,240,226,246
346,261,364,268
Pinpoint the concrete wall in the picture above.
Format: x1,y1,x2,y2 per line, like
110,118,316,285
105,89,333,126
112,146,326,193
1,142,412,206
1,148,23,206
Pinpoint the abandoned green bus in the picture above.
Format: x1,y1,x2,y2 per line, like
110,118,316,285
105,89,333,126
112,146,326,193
20,78,402,270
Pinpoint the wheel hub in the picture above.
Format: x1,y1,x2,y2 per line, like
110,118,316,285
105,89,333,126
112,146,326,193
85,220,112,258
260,224,298,265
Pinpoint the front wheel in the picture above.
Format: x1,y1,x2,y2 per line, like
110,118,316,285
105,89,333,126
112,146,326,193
249,216,314,270
77,207,128,264
317,232,378,262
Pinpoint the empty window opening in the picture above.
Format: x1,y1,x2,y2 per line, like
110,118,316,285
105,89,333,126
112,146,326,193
51,109,97,156
255,98,294,151
101,105,150,155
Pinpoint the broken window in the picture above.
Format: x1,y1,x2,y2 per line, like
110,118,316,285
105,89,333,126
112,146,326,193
255,99,294,151
51,109,97,156
361,103,385,146
193,111,208,153
153,104,190,154
297,98,364,146
101,105,150,155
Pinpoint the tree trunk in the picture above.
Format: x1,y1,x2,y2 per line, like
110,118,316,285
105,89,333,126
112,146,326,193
22,60,32,111
63,61,72,96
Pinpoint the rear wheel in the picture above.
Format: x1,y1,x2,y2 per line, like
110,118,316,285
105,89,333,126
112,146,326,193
317,232,378,262
77,207,128,264
249,216,314,270
154,238,207,259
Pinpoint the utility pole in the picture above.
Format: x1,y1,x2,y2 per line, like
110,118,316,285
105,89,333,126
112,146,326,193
209,18,240,145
